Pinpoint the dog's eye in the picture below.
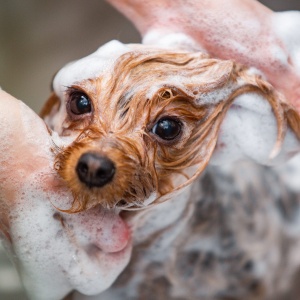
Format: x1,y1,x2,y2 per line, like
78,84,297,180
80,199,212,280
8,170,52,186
69,92,92,115
152,118,182,141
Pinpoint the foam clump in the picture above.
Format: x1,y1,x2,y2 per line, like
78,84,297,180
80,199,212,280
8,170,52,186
53,40,130,100
273,11,300,72
211,92,300,166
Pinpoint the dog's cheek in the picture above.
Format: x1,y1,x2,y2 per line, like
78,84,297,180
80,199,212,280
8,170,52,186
55,149,82,190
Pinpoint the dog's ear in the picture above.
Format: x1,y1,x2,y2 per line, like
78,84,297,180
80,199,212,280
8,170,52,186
40,92,60,128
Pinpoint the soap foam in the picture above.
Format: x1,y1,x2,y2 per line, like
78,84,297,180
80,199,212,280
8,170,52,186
211,92,300,166
273,11,300,74
53,40,131,100
143,30,204,52
8,167,132,299
0,98,132,299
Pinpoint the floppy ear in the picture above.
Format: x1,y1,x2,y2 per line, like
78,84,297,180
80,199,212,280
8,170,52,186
40,92,60,129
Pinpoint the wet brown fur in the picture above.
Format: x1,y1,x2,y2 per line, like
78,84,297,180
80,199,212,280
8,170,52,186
41,49,300,213
40,92,60,119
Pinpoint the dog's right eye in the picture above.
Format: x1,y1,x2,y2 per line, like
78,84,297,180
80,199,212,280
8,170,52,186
69,92,92,115
152,118,182,141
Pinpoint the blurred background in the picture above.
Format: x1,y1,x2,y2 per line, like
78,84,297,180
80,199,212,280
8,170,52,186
0,0,300,299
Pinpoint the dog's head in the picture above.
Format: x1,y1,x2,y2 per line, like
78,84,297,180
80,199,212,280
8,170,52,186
41,41,300,213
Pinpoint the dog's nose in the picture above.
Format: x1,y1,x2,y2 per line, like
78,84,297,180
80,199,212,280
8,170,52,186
76,153,115,188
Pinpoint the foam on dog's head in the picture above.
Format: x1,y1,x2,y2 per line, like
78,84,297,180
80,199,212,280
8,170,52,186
53,40,130,100
44,41,300,212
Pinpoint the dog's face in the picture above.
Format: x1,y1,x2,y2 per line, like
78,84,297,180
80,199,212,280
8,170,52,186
42,41,298,213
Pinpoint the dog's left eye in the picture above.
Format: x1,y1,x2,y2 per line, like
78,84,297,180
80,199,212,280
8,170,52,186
152,118,182,141
69,92,92,115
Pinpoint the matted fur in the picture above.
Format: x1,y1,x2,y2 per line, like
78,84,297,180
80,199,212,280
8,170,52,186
43,49,300,213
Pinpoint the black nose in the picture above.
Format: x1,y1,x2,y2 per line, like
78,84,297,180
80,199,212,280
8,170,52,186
76,153,115,188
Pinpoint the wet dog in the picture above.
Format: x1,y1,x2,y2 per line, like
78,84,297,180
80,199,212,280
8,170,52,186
42,41,300,299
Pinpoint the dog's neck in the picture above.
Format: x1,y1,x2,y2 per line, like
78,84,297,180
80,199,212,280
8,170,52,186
131,185,194,248
72,158,300,300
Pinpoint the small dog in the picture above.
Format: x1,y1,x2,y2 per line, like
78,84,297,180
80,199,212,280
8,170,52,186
42,41,300,299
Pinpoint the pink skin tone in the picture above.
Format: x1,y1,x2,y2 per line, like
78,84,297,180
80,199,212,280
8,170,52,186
108,0,300,111
0,90,131,299
1,0,300,298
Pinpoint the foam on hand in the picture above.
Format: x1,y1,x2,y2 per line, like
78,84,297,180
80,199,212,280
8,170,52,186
0,93,132,300
139,1,300,112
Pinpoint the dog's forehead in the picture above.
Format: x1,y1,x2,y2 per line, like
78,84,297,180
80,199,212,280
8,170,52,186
53,40,139,99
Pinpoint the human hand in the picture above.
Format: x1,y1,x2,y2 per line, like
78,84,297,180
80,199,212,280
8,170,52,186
107,0,300,111
0,90,131,300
